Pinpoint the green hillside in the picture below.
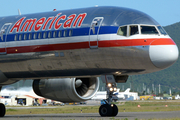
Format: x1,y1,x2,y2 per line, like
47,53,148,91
165,22,180,43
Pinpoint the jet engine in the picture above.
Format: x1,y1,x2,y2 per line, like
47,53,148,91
33,77,99,102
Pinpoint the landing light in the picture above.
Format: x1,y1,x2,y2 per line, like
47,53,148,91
110,88,113,91
114,87,117,91
108,83,112,87
115,71,121,75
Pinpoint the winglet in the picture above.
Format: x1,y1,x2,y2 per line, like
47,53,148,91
18,9,21,15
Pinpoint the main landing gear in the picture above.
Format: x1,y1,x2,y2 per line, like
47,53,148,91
99,76,118,117
0,103,6,117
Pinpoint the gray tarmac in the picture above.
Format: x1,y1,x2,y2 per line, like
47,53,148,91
3,111,180,120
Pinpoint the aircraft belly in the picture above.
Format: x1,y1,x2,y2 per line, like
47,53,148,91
0,45,158,79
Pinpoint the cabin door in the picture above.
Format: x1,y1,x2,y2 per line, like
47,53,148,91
89,17,104,49
0,23,12,54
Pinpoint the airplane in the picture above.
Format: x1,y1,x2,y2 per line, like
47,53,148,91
0,6,178,117
92,88,138,101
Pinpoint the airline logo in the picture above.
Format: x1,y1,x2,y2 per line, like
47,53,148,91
9,13,87,33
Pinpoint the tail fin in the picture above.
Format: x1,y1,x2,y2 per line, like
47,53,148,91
124,88,131,93
18,9,21,15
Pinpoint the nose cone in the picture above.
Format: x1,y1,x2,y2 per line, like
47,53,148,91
149,39,179,69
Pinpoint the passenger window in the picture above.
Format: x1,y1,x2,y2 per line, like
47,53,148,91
48,31,51,38
38,33,41,39
117,26,127,36
58,31,61,37
43,32,46,39
33,33,37,39
53,31,57,38
141,26,158,34
130,25,138,35
69,30,73,36
24,34,27,40
29,33,32,40
14,34,17,41
64,30,67,37
19,34,22,40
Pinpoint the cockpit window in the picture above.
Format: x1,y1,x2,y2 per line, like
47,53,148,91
157,26,167,35
117,26,127,36
117,25,162,37
130,25,138,35
141,26,158,34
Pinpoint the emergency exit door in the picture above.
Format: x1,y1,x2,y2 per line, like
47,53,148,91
89,17,104,49
0,23,12,54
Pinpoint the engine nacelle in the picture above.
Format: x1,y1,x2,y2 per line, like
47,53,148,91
33,77,99,102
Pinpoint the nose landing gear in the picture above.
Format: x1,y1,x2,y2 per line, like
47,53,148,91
99,75,119,117
99,102,118,117
99,104,112,116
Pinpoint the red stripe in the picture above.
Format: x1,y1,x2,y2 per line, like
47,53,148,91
150,38,176,45
99,38,175,47
5,38,176,54
7,42,89,54
0,48,5,53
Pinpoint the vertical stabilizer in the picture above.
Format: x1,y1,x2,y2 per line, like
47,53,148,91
18,9,21,15
124,88,131,93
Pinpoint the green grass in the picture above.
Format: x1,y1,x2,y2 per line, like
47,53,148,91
132,119,180,120
6,109,17,112
6,100,180,115
117,101,180,112
6,105,100,115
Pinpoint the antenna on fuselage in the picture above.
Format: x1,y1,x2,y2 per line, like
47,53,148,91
18,9,21,15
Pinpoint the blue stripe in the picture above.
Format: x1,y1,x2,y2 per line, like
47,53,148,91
2,26,118,42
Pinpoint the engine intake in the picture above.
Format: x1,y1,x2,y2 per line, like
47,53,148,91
33,77,99,102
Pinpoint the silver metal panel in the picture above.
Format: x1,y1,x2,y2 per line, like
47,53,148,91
0,43,159,80
0,6,177,83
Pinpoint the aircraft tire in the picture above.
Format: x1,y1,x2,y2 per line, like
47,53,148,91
111,104,118,116
99,104,112,117
0,103,5,117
